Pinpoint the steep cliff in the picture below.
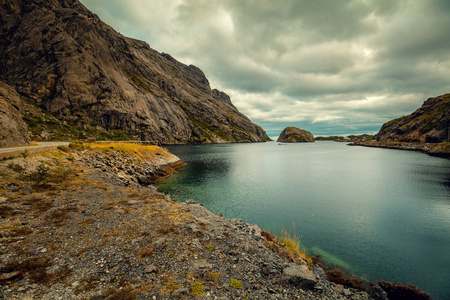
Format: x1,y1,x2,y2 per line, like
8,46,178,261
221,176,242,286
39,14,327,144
277,127,315,143
0,0,270,144
0,81,30,147
376,94,450,143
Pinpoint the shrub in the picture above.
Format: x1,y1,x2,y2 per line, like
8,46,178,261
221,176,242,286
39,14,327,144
8,162,73,187
7,162,26,173
20,149,30,159
24,164,51,186
50,166,72,183
57,145,70,152
69,142,85,151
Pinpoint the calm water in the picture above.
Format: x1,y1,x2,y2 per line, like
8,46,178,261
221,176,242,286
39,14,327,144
157,142,450,299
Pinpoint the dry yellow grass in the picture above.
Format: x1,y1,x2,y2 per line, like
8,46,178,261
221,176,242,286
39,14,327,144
85,142,170,160
278,228,312,266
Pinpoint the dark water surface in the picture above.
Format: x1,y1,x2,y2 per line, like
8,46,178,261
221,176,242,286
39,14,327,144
157,141,450,299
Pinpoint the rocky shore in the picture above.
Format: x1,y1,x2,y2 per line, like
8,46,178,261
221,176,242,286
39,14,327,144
0,143,428,299
349,141,450,158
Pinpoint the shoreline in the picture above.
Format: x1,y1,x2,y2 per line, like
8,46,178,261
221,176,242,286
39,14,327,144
348,141,450,158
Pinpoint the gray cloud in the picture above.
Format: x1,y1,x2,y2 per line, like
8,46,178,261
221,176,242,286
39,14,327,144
80,0,450,136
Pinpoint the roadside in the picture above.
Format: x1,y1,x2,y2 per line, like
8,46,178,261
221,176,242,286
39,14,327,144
0,142,70,160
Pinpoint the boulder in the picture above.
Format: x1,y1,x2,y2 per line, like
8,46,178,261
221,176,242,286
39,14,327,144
283,262,317,289
277,127,315,143
369,285,389,300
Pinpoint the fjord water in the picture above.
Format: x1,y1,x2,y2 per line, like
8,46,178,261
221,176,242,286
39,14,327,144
158,142,450,299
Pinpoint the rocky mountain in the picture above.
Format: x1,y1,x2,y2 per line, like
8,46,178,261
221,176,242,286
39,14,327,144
0,0,270,144
376,94,450,143
277,127,315,143
0,81,30,147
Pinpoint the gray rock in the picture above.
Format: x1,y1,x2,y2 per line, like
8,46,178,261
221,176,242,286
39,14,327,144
283,263,317,290
172,288,189,297
0,271,21,281
313,265,328,281
193,260,213,269
343,288,352,296
144,265,157,274
6,184,19,191
0,197,7,204
147,185,158,193
0,81,31,147
369,285,388,300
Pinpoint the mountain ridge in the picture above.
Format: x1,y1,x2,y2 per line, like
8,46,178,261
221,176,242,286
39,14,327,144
376,93,450,143
0,0,270,144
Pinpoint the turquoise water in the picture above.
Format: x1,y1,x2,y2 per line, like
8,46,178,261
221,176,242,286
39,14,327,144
157,142,450,299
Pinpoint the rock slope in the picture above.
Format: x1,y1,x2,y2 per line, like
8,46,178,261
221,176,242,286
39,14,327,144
0,0,270,144
0,81,30,147
0,144,377,299
376,93,450,143
277,127,315,143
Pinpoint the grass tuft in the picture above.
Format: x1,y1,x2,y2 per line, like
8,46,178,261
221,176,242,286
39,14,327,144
278,228,312,265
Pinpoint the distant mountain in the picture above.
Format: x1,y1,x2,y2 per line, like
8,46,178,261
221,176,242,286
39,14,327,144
0,0,270,144
376,94,450,143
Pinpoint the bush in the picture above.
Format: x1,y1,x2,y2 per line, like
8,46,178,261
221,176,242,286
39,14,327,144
50,166,72,183
8,162,73,187
7,163,26,178
69,142,85,151
24,164,51,186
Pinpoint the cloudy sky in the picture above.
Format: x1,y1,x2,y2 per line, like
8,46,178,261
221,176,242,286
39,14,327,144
80,0,450,137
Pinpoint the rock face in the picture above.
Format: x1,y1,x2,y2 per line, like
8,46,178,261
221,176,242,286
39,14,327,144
277,127,315,143
376,94,450,143
0,0,270,144
0,81,30,147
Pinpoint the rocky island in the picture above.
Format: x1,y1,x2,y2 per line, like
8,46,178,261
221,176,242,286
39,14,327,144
277,127,315,143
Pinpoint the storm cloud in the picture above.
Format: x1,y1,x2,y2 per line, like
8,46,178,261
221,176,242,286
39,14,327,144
80,0,450,136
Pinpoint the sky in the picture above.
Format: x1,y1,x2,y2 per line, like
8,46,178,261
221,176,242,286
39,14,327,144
80,0,450,137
